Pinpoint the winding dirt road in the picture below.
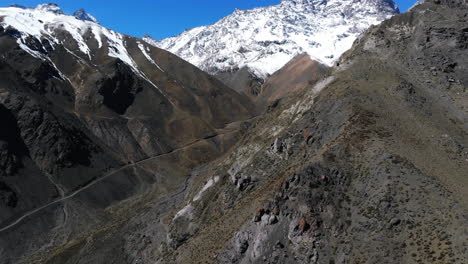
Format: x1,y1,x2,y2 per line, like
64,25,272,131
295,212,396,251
0,133,222,233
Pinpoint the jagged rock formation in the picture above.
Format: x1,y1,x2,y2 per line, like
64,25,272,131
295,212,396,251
73,8,99,23
145,0,399,97
0,4,254,263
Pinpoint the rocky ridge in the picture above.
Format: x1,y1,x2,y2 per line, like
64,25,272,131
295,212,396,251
145,0,467,263
73,8,99,23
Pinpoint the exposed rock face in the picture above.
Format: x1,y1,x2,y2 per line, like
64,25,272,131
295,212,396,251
73,9,99,23
214,67,265,100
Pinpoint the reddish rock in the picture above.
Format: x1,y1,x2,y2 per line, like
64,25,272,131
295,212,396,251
303,128,314,144
298,218,310,233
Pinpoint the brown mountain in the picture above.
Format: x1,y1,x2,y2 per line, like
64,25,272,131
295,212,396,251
257,53,330,110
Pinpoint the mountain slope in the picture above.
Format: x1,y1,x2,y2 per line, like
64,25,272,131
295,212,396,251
93,1,468,263
1,1,467,264
257,53,330,108
156,1,468,263
145,0,399,82
0,4,254,263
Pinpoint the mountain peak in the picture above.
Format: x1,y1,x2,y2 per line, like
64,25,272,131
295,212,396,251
142,34,154,41
281,0,318,4
279,0,329,8
8,4,27,9
35,3,63,14
280,0,399,13
73,8,99,23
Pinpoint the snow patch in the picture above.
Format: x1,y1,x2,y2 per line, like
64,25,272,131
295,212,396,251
16,38,71,84
193,176,220,202
174,204,194,220
137,42,164,72
90,26,103,48
105,30,138,71
312,76,335,94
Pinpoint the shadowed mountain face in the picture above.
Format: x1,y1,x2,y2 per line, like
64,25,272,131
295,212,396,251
0,5,254,263
1,1,468,264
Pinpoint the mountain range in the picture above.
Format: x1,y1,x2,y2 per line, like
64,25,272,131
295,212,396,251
0,1,467,264
0,4,254,262
145,0,399,96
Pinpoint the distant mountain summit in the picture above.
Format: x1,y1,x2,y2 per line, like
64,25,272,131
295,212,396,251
35,3,63,14
7,3,98,23
145,0,399,82
73,8,99,23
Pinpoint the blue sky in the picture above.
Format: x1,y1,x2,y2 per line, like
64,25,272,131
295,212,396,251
2,0,418,40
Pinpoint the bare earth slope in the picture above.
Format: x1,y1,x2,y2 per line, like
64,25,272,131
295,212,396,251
257,53,330,110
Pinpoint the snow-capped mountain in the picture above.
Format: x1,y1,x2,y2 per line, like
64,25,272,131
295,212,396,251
145,0,399,79
35,3,63,14
0,3,253,149
0,3,155,82
0,2,253,114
